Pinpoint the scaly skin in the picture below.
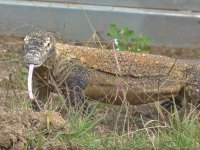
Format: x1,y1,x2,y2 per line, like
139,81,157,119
23,31,200,111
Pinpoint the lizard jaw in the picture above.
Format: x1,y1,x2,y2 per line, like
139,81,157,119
24,50,44,67
26,63,41,68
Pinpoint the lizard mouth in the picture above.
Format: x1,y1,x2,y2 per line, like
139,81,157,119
26,63,41,68
24,50,44,67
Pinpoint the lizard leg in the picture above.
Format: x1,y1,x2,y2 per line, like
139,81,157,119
64,66,91,114
34,85,50,109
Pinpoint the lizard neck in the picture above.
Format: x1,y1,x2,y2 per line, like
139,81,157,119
33,66,54,86
33,47,56,81
43,46,56,69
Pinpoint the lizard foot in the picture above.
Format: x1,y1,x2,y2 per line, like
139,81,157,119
31,99,45,111
160,99,182,110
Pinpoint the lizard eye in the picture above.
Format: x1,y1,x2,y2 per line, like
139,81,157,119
47,43,50,47
44,38,51,48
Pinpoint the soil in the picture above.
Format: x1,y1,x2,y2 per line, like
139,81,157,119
0,108,70,150
150,45,200,59
0,35,199,149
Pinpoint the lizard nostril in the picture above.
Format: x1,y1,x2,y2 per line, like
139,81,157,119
34,53,40,58
26,54,33,60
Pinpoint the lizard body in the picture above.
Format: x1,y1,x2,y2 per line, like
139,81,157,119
54,43,188,105
23,31,200,111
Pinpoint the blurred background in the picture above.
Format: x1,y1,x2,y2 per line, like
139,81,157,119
1,0,200,50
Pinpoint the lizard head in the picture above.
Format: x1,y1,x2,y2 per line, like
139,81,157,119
23,30,56,67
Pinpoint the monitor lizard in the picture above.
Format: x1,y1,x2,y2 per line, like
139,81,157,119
22,30,200,112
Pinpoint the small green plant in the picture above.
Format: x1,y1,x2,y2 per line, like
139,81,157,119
107,24,151,52
21,67,28,81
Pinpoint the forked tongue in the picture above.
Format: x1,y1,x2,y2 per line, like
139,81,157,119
28,64,34,99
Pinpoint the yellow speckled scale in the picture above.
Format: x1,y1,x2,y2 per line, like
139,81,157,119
55,43,188,77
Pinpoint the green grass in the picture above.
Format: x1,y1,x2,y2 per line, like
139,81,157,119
156,108,200,149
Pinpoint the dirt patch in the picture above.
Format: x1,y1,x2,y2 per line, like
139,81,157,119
0,107,70,149
0,35,23,52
